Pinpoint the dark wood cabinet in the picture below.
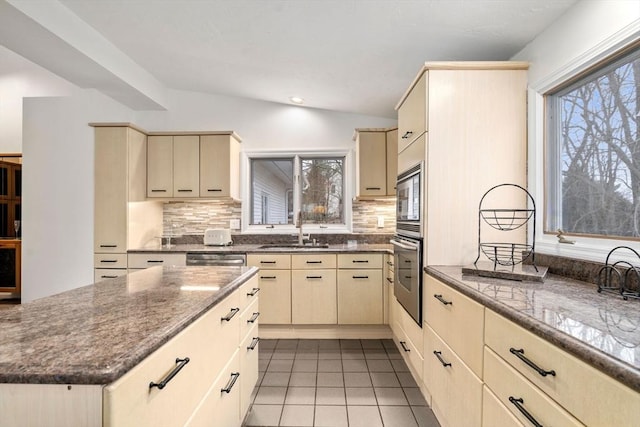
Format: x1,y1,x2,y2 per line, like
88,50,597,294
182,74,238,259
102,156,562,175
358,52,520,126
0,159,21,238
0,239,21,293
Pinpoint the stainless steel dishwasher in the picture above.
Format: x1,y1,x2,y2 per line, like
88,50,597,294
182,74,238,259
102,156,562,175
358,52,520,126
186,253,246,266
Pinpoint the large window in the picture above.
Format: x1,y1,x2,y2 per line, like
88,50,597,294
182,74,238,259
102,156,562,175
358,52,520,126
546,46,640,239
250,155,345,227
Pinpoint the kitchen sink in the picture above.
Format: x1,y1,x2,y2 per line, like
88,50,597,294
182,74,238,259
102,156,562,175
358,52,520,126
258,243,330,249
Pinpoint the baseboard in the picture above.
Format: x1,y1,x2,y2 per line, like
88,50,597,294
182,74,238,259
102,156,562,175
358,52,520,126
258,324,393,339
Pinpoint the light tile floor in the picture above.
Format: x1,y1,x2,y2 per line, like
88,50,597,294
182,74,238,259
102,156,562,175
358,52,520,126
243,339,441,427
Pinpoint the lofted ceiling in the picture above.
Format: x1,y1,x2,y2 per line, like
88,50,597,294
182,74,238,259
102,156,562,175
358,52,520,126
3,0,578,118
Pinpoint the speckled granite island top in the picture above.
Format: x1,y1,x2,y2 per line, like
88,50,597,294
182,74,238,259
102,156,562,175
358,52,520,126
0,265,258,385
127,243,393,254
426,266,640,393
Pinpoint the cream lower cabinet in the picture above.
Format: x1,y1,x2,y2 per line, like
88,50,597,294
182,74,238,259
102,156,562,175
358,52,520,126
383,254,394,324
482,386,524,427
247,254,291,324
291,254,337,324
337,253,383,324
127,253,186,271
391,298,424,382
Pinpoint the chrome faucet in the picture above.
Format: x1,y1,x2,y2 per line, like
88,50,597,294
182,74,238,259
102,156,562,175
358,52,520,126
297,210,310,245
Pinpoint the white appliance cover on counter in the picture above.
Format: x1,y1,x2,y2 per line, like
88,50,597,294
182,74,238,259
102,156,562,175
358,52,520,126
204,228,232,246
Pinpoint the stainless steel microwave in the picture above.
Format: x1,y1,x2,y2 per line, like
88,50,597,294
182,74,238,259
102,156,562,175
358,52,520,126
396,162,423,239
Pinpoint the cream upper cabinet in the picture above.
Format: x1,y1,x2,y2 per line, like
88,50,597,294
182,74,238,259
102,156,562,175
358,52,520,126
397,71,427,152
354,128,398,198
147,135,174,197
173,135,200,198
200,134,241,199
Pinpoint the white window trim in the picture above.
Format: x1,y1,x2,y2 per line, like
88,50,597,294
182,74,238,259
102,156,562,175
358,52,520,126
241,149,353,234
529,23,640,264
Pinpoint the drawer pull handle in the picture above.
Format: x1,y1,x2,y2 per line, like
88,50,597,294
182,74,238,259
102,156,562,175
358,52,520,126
353,275,369,279
306,275,323,279
101,275,118,279
221,307,240,321
386,277,393,284
365,187,381,190
433,351,452,367
248,337,260,350
221,372,240,393
386,261,393,266
99,244,117,248
306,260,322,264
177,189,193,192
247,287,260,296
260,275,277,279
247,312,260,323
399,341,410,352
401,131,413,139
434,294,452,305
207,188,222,192
100,260,118,263
509,397,543,427
260,260,277,264
149,357,190,390
352,260,369,263
151,189,167,192
147,260,164,264
509,348,556,377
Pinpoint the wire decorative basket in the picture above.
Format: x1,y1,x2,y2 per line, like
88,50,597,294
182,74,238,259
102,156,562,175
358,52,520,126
474,184,537,271
597,246,640,300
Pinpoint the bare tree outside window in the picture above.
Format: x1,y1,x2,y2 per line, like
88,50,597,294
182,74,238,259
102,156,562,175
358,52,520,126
547,49,640,238
301,158,344,224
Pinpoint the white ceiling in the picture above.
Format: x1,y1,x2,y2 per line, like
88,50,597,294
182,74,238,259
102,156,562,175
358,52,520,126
4,0,578,118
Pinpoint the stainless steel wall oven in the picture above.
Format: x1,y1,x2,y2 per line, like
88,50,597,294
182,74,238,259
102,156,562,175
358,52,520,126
393,162,424,326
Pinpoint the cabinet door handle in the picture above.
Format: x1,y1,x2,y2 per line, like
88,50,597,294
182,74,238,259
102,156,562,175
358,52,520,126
434,294,452,305
99,259,118,263
306,260,322,264
306,275,323,279
353,275,369,279
177,189,193,192
352,260,369,263
365,187,381,190
433,351,452,367
99,244,117,248
101,275,118,279
509,348,556,377
151,189,167,192
207,188,222,192
401,131,413,139
386,277,394,284
221,307,240,321
149,357,190,390
147,260,164,264
247,337,260,350
221,372,240,393
260,275,277,280
247,312,260,323
509,397,543,427
386,261,393,266
260,261,276,264
247,287,260,296
399,341,410,352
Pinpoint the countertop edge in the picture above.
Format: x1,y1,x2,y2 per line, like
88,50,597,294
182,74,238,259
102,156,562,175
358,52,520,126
425,266,640,393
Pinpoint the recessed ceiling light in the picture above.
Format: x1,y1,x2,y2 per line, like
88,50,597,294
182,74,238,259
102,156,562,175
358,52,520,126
289,96,304,105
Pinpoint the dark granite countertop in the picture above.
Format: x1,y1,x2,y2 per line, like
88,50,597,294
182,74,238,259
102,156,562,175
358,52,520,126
128,243,393,254
0,266,258,385
426,266,640,393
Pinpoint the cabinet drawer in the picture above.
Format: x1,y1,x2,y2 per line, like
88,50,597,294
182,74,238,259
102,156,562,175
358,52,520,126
484,347,584,427
423,324,482,427
337,253,383,269
394,325,423,382
247,253,291,269
485,309,640,427
238,275,260,313
291,254,336,269
239,297,260,344
127,253,186,269
337,269,383,324
185,351,241,427
291,269,337,324
482,385,524,427
398,303,423,354
103,291,240,427
94,268,127,282
240,327,260,418
255,270,291,324
397,71,427,152
94,253,127,269
424,274,484,377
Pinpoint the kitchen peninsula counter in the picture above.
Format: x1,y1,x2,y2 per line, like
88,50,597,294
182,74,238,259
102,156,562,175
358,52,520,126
128,243,393,254
0,265,258,384
426,265,640,393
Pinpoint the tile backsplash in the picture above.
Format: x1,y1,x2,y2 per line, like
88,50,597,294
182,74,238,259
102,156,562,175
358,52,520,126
162,197,396,235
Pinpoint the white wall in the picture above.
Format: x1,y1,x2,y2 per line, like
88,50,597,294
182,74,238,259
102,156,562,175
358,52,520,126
512,0,640,261
22,88,135,302
0,45,75,153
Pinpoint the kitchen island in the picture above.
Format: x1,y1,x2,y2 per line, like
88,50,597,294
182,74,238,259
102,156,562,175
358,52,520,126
0,265,259,427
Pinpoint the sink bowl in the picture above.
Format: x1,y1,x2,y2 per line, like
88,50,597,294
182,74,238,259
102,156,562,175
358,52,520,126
258,243,330,249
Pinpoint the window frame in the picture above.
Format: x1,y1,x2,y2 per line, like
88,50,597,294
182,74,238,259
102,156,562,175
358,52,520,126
242,149,353,234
